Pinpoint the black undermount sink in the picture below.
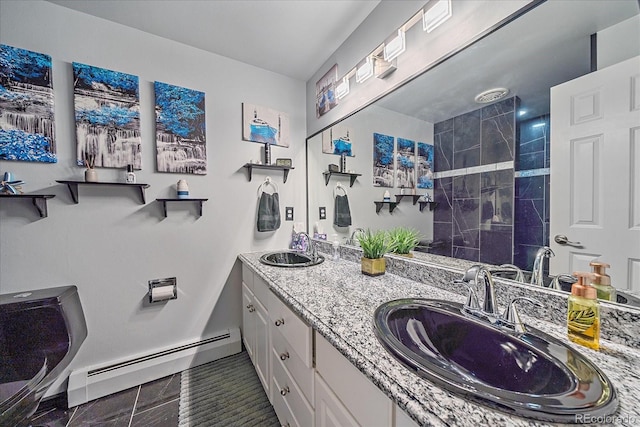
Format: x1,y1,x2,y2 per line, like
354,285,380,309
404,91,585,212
259,251,324,267
374,298,617,423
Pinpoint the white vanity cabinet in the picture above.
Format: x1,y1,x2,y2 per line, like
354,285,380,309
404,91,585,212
242,261,419,427
268,288,314,427
241,264,270,395
315,332,394,427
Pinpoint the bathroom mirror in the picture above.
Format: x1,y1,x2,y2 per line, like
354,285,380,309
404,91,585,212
306,0,640,302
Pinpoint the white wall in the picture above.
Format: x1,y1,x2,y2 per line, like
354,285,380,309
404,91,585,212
598,15,640,69
0,0,306,395
308,105,433,242
305,0,531,136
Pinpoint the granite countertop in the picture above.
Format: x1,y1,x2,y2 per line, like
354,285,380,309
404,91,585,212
239,251,640,427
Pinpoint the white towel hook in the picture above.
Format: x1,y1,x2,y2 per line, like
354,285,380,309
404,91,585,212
333,182,347,198
258,176,278,197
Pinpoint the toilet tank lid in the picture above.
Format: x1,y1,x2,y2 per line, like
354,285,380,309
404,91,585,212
0,286,79,314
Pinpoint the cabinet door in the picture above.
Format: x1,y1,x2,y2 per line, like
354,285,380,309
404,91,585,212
254,298,270,397
315,373,358,427
241,284,255,361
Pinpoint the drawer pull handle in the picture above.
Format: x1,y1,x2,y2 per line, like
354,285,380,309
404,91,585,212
247,304,255,313
282,424,290,427
274,318,285,326
280,386,290,396
279,352,290,361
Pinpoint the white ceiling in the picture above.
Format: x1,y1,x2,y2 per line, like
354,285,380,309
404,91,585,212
47,0,381,81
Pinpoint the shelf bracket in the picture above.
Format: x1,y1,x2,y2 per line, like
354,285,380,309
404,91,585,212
349,174,358,187
419,201,438,212
374,201,398,214
65,182,79,204
31,197,49,218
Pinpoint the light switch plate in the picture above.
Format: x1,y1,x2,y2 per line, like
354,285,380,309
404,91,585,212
319,207,326,220
285,207,294,221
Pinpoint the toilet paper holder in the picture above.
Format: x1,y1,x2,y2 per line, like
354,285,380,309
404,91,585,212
148,277,177,303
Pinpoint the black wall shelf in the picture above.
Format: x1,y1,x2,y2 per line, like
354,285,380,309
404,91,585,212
243,163,294,183
56,180,150,204
0,194,55,217
156,198,208,217
395,194,421,205
323,171,361,187
419,201,438,212
374,201,399,214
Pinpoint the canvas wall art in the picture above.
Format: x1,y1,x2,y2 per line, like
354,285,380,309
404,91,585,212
417,142,434,189
373,132,394,187
73,62,140,168
242,103,289,148
322,124,353,156
0,44,56,163
316,64,338,118
396,137,415,188
155,81,207,174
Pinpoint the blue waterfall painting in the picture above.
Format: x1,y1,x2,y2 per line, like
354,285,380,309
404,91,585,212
155,81,206,174
0,44,56,163
417,142,434,189
373,132,394,187
396,137,416,188
73,62,140,168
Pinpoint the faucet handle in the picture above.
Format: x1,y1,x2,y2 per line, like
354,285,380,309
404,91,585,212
454,279,481,311
502,297,543,333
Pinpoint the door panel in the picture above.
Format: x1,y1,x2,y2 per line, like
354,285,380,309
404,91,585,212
551,55,640,292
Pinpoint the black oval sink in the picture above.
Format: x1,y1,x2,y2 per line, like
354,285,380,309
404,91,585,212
259,251,324,267
374,299,617,423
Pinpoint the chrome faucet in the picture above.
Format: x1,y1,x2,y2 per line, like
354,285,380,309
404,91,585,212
490,264,524,282
530,246,554,287
346,228,365,246
296,232,318,261
456,265,542,333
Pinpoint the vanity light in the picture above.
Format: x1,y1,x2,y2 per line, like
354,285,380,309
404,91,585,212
383,29,406,62
423,0,452,33
336,77,350,100
356,57,374,83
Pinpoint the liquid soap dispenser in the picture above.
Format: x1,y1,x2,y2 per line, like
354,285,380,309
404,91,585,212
567,272,600,350
589,261,616,302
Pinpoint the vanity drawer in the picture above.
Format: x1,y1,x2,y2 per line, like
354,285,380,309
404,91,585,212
272,374,297,427
252,274,271,308
242,263,254,289
268,293,312,367
271,321,314,404
272,347,314,427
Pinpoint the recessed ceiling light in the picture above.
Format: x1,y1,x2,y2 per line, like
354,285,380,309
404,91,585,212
474,87,510,104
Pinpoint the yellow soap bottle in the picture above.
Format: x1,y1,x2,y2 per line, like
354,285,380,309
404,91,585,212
589,261,616,302
567,272,600,350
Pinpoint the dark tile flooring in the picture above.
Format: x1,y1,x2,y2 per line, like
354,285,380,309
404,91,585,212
30,373,181,427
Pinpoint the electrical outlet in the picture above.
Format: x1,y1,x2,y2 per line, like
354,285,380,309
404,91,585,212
319,206,326,220
285,207,294,221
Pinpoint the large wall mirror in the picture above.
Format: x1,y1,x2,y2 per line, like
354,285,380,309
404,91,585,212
306,0,640,306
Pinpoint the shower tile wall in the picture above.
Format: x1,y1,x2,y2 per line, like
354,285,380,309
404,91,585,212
514,115,551,271
433,97,516,264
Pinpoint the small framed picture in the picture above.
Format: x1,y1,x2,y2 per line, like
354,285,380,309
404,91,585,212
276,158,292,167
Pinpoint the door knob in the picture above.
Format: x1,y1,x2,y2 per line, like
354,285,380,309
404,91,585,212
554,235,582,247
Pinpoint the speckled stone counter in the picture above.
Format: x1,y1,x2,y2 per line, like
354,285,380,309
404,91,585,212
239,251,640,427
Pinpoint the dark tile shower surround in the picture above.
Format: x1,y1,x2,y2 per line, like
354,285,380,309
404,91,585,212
433,100,551,269
433,98,517,264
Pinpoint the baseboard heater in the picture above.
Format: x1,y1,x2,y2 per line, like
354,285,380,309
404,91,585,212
67,327,241,407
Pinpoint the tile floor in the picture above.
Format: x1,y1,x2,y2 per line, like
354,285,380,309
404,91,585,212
29,373,181,427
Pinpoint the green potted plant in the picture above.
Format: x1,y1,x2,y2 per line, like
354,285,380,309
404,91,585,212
357,229,390,276
388,226,421,258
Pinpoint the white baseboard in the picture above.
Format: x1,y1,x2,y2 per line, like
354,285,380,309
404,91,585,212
67,327,241,407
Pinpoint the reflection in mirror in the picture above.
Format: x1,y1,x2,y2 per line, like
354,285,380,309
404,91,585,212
306,1,640,305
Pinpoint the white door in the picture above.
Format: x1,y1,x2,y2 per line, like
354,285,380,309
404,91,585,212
550,55,640,292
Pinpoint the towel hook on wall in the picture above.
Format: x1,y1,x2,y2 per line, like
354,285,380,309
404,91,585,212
333,182,347,198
